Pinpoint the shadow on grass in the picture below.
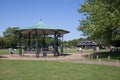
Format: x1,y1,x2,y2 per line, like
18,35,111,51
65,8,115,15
89,51,120,60
0,56,8,58
59,54,72,56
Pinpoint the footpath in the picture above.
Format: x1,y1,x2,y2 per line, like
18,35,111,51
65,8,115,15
0,53,120,67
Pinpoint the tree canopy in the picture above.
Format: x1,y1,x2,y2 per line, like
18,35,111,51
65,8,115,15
2,27,19,48
77,0,120,46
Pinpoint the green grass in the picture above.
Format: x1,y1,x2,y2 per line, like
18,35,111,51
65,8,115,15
63,48,78,53
0,60,120,80
63,48,96,53
85,51,120,63
0,49,119,62
0,48,105,55
0,48,88,55
0,49,18,55
0,49,11,54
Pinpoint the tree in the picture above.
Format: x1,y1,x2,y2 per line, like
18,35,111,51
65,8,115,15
63,38,85,47
3,27,19,48
77,0,120,46
0,37,5,49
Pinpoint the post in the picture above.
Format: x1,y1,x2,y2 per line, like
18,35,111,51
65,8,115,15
28,33,31,51
35,30,39,57
61,34,64,54
96,55,99,60
108,56,110,60
98,59,101,65
19,33,22,56
54,33,57,56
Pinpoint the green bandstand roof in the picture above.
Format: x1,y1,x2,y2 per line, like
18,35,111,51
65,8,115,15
15,21,69,35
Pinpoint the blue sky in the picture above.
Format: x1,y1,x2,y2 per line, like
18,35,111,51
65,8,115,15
0,0,85,41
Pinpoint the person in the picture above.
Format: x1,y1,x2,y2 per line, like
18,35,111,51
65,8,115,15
77,47,82,53
79,47,82,53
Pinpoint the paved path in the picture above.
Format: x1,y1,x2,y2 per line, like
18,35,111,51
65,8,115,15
0,53,120,67
60,53,120,67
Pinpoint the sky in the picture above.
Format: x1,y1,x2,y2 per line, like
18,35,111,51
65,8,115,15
0,0,85,41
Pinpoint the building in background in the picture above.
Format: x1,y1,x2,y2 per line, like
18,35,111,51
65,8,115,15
77,40,97,48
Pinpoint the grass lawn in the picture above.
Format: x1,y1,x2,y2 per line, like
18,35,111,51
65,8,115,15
0,49,10,54
0,49,18,55
63,48,96,53
0,60,120,80
86,51,120,62
0,48,89,55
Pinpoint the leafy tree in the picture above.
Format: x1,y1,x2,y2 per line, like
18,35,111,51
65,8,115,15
3,27,19,48
77,0,120,46
68,39,78,46
0,37,5,49
64,38,85,47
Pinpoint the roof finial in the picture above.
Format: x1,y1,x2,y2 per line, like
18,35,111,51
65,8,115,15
40,19,42,21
